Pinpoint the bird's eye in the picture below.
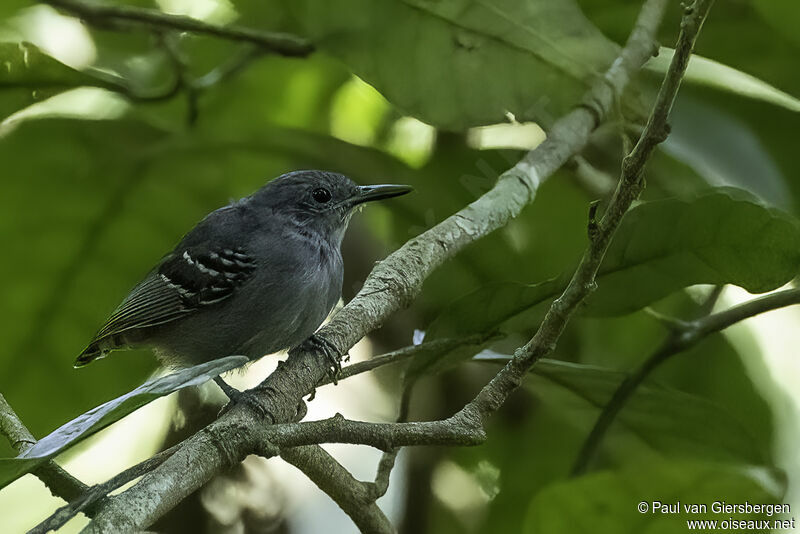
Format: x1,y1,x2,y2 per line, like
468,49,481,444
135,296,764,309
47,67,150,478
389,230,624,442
312,187,332,203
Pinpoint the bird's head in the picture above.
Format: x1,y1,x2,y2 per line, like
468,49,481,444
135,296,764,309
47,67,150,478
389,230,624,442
252,170,412,244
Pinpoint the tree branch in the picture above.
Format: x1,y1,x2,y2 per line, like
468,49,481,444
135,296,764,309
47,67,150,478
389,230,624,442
326,334,495,387
77,0,674,531
43,0,313,57
278,367,418,532
0,394,88,503
571,285,800,475
31,445,180,534
367,377,415,501
280,446,394,534
454,0,710,426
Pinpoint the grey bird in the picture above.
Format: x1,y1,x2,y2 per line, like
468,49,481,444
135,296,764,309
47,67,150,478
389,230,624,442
75,170,411,395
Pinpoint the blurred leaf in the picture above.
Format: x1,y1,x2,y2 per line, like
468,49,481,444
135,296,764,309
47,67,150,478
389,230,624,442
0,118,175,440
663,96,790,208
646,47,800,113
0,1,28,20
426,276,563,346
284,0,619,129
751,0,800,49
524,460,785,534
0,356,247,491
573,299,775,457
518,357,768,464
429,188,800,343
405,333,500,382
0,41,97,90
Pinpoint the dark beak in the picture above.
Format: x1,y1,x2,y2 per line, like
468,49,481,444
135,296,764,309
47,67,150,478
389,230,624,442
352,184,413,206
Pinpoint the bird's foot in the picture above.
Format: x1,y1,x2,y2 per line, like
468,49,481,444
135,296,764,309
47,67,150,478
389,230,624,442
214,376,240,400
214,376,273,421
296,333,346,385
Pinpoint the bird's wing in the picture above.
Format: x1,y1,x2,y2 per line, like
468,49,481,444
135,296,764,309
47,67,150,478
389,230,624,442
77,246,257,365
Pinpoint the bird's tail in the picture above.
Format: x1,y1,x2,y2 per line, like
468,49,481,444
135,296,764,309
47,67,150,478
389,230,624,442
74,342,107,368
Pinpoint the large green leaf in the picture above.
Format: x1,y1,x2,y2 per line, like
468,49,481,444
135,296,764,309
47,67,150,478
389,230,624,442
0,356,247,491
284,0,619,130
645,47,800,113
590,189,800,314
428,189,800,340
664,96,789,208
521,357,768,464
524,460,785,534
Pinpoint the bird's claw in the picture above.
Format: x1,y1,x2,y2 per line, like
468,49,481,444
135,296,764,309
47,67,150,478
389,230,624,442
298,333,345,384
214,376,272,421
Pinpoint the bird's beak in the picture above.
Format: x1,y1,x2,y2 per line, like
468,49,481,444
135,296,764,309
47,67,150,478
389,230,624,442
352,184,413,206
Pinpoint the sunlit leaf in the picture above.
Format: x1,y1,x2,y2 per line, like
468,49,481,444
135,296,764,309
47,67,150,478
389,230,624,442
0,41,97,90
645,47,800,113
283,0,619,129
0,356,247,491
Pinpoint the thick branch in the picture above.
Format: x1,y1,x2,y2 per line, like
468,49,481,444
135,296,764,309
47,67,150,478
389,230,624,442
79,1,672,531
571,286,800,475
44,0,313,57
0,394,87,503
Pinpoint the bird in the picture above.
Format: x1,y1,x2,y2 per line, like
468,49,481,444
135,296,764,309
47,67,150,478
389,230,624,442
74,170,412,397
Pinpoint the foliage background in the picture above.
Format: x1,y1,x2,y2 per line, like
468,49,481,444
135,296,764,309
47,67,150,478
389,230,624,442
0,0,799,532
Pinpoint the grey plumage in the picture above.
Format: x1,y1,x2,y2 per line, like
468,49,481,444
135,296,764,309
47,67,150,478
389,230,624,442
75,170,411,368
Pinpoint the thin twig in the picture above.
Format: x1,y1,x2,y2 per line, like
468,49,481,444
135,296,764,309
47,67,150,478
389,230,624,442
44,0,313,57
155,31,198,124
280,446,394,534
368,379,416,500
31,445,180,534
427,2,718,474
326,334,495,386
453,0,702,428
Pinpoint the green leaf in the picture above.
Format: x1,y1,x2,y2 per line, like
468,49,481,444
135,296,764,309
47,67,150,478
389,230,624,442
284,0,619,129
518,357,768,464
404,333,499,383
0,1,28,20
429,188,800,340
0,41,97,90
645,47,800,113
0,356,247,491
425,277,563,346
524,460,785,534
664,96,789,209
589,189,800,315
751,0,800,49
